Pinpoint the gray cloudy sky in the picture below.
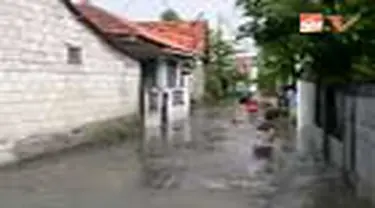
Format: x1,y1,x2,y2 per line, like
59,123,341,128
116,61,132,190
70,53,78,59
91,0,240,35
89,0,255,52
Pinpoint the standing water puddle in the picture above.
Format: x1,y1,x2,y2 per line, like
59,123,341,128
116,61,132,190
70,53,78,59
141,108,373,208
0,107,370,208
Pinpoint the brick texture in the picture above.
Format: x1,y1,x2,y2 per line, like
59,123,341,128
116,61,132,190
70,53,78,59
0,0,141,141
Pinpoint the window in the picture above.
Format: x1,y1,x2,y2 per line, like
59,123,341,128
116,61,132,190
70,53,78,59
180,74,185,87
67,45,82,65
141,59,158,88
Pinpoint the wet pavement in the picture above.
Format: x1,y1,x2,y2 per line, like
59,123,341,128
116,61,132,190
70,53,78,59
0,107,372,208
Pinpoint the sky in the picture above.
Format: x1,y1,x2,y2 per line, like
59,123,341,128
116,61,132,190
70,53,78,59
89,0,256,53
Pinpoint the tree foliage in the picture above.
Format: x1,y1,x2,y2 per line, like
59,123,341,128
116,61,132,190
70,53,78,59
236,0,375,84
160,8,181,21
204,29,250,102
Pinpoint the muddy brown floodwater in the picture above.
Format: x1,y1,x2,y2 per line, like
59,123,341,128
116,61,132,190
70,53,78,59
0,107,371,208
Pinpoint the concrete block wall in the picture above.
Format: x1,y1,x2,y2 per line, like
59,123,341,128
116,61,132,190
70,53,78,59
313,84,375,203
0,0,141,143
296,80,316,153
304,125,324,159
353,96,375,201
329,136,344,168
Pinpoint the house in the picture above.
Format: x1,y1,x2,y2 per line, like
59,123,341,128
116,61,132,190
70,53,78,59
136,21,208,104
0,0,207,164
0,0,145,164
76,2,209,127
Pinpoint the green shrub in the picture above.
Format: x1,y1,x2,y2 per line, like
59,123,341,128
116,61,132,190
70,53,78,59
83,115,141,143
259,101,273,109
264,108,281,120
279,108,289,117
289,109,297,126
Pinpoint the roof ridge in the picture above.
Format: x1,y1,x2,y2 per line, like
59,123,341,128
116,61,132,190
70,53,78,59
75,3,208,54
75,4,141,33
76,4,196,53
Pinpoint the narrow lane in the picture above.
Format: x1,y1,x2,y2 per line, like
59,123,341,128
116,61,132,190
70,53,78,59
0,108,370,208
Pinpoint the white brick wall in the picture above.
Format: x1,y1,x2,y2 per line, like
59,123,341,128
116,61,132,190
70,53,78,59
0,0,141,140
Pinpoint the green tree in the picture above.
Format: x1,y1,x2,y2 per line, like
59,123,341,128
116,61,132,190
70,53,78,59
160,8,181,21
236,0,375,84
204,29,250,102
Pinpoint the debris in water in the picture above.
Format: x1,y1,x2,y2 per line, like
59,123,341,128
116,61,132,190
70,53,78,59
253,145,273,159
202,179,230,191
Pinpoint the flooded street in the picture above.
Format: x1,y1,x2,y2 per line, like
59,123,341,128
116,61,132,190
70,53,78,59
0,108,371,208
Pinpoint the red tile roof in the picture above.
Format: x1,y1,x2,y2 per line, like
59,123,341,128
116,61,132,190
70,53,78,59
75,4,137,35
137,21,208,54
75,3,208,55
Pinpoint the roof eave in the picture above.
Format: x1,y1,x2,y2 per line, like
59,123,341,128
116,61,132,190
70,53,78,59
60,0,142,60
110,35,196,59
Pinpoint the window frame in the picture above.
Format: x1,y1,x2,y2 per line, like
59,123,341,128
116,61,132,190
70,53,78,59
66,44,82,65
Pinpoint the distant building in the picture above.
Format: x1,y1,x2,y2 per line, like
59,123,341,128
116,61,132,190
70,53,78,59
235,55,252,74
235,51,258,92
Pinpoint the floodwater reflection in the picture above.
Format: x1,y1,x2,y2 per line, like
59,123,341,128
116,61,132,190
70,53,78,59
139,109,374,208
140,120,192,189
0,108,369,208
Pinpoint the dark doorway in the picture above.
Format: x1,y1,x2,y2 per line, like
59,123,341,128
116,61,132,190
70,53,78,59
140,59,158,120
161,91,169,124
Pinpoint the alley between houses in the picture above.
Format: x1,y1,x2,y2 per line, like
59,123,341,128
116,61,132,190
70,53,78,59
0,107,370,208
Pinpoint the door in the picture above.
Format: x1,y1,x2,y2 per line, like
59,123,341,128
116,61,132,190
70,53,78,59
161,91,169,124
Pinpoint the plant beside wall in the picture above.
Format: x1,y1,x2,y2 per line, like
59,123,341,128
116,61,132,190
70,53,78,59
204,29,251,105
83,114,142,144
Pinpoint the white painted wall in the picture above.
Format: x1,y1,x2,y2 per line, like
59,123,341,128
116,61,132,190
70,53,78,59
0,0,141,143
156,58,168,88
145,58,191,127
296,80,316,153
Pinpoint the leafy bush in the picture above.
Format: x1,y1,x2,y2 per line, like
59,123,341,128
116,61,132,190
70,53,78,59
83,115,141,144
264,108,281,120
259,101,274,109
279,108,289,117
203,29,252,104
